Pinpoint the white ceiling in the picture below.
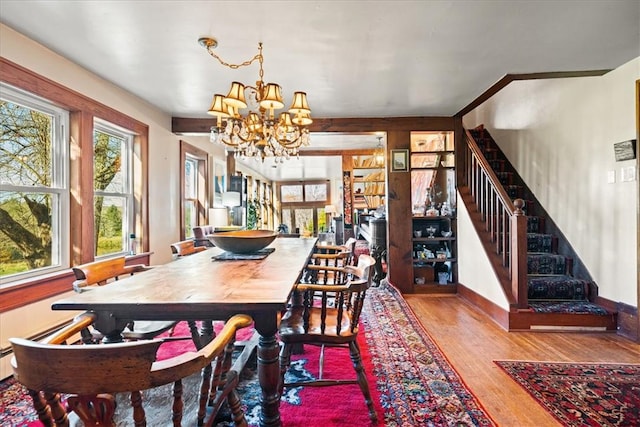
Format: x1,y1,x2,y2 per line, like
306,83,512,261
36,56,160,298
1,1,638,180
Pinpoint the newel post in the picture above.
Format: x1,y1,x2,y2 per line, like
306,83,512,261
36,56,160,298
510,199,528,309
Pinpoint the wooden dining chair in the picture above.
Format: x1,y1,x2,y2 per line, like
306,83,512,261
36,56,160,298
303,237,358,285
10,313,253,427
171,239,208,257
279,254,378,423
71,256,180,343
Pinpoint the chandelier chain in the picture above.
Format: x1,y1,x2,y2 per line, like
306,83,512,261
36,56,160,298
204,43,263,74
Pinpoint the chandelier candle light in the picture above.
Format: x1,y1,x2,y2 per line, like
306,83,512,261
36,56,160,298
199,37,312,162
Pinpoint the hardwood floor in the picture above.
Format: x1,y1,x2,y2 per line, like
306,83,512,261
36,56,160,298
404,294,640,427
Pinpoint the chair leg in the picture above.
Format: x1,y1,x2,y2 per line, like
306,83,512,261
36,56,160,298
198,363,213,426
319,344,326,379
349,341,378,423
227,388,248,427
278,343,292,396
171,380,183,427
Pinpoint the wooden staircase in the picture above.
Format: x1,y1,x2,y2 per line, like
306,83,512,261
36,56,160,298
461,126,616,331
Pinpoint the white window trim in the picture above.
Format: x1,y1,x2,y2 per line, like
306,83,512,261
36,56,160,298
0,83,70,283
93,119,135,258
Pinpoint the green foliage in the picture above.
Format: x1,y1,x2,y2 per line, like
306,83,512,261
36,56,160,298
247,199,261,230
0,260,29,276
101,205,122,237
96,236,124,256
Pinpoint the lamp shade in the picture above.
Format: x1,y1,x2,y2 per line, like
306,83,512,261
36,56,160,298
278,112,295,132
288,91,310,114
292,112,313,126
225,81,248,109
207,94,230,118
246,112,262,133
222,191,241,208
260,83,285,110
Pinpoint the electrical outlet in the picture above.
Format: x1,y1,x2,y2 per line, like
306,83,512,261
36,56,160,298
607,170,616,183
621,166,636,182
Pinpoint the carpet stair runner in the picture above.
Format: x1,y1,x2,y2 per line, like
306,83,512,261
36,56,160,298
468,127,613,327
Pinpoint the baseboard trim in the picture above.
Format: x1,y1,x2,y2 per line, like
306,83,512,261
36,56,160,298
456,283,510,330
615,301,639,342
457,282,635,339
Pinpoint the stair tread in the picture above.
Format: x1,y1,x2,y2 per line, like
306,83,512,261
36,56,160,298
528,275,590,283
528,301,610,315
527,253,565,258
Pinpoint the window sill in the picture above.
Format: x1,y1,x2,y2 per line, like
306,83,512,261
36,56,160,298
0,252,152,313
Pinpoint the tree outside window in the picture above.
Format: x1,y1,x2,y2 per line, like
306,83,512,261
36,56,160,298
93,122,134,256
0,84,69,278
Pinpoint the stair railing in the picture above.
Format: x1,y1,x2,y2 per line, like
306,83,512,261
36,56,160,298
460,129,528,308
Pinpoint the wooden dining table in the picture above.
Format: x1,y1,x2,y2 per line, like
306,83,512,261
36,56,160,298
51,236,317,427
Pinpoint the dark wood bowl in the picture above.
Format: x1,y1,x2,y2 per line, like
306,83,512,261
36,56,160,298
207,230,278,254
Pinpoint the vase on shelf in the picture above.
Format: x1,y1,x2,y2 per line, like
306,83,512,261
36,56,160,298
440,202,452,216
426,205,439,217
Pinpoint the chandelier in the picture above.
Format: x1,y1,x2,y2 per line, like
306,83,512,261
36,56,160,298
373,136,385,166
199,37,312,162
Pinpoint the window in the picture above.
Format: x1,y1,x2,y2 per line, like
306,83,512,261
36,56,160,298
303,183,327,202
93,120,134,256
184,156,198,238
0,83,70,281
280,184,303,202
179,141,208,240
278,180,330,235
280,183,328,203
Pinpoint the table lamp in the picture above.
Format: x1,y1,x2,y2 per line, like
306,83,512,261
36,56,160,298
222,191,241,226
209,207,229,227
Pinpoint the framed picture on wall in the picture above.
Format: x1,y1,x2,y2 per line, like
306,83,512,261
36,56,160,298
391,149,409,172
213,160,225,207
614,139,637,161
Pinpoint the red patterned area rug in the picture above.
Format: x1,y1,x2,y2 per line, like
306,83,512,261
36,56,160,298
364,284,494,427
1,284,494,426
495,360,640,427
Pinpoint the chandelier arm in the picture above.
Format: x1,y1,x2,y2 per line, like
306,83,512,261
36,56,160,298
215,130,256,147
278,136,303,148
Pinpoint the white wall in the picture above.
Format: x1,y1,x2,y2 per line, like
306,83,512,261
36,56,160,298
456,195,510,310
462,57,639,307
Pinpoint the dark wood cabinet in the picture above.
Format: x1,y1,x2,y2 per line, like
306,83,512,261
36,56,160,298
412,216,456,292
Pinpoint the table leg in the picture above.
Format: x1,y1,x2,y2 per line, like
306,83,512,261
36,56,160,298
253,312,281,427
199,320,215,347
93,312,129,344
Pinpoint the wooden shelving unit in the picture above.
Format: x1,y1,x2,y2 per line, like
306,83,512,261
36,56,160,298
410,131,457,292
352,155,385,211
